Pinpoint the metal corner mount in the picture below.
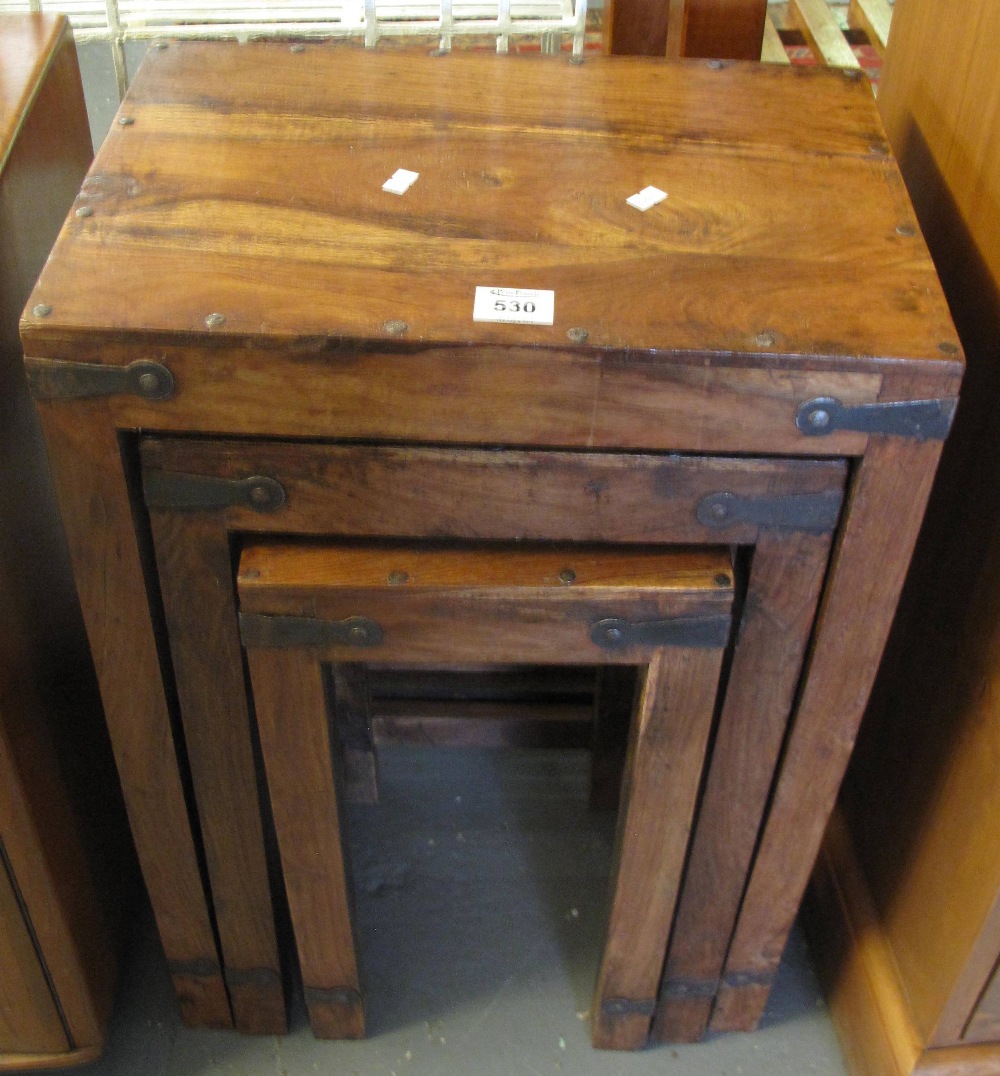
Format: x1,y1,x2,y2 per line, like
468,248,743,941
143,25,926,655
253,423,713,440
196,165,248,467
26,357,175,401
796,396,956,441
697,489,843,534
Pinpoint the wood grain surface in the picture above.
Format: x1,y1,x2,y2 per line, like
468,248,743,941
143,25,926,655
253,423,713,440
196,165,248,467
147,513,285,1034
21,45,958,367
665,0,769,60
241,541,732,1048
655,527,835,1040
712,432,946,1033
33,408,231,1031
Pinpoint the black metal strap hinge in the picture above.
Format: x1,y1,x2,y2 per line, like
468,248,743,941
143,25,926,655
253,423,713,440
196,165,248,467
26,357,174,401
601,997,657,1019
303,985,363,1008
591,614,731,651
697,489,843,534
796,396,956,441
658,976,720,1001
144,470,286,512
240,612,383,649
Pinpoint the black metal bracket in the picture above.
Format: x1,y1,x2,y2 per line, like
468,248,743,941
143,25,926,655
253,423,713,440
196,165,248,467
697,490,843,534
590,614,731,651
240,613,383,649
26,357,175,401
601,996,657,1018
796,396,956,441
143,470,286,512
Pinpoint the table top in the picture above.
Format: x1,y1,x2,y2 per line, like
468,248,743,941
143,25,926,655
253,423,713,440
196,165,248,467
1,14,68,172
23,43,960,370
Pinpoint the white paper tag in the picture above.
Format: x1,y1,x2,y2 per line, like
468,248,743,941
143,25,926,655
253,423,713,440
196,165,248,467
473,286,555,326
626,185,668,211
382,168,420,195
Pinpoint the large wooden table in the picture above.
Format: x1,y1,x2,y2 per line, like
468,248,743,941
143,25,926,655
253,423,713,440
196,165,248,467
21,43,962,1043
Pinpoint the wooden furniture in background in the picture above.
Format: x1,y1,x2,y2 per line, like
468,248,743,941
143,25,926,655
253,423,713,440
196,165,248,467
21,46,960,1041
604,0,767,59
0,13,119,1069
805,1,1000,1074
239,542,733,1049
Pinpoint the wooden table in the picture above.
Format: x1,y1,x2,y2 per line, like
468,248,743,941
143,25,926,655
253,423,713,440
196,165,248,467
21,43,962,1041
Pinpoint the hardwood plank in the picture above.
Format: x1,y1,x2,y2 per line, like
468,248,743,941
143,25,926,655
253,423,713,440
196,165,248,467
247,650,363,1040
710,434,946,1033
791,0,862,68
592,645,726,1049
21,47,957,371
238,543,734,666
331,665,378,805
848,0,892,56
140,443,852,545
31,407,231,1030
665,0,768,61
761,15,791,63
654,528,835,1041
0,855,67,1054
147,513,286,1034
603,0,669,54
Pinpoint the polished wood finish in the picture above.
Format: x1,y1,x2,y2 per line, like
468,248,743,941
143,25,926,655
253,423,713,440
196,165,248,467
1,14,117,1067
605,0,767,59
22,46,960,1037
665,0,769,60
655,528,835,1039
240,542,732,1049
146,512,285,1033
807,0,1000,1070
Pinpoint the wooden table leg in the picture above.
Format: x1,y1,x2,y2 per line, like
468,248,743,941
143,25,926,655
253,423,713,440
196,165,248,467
592,645,727,1049
32,410,231,1029
710,435,946,1032
147,512,286,1034
248,649,364,1040
331,665,378,805
654,527,834,1041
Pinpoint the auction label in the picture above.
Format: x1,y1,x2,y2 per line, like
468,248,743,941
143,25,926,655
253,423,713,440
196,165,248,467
473,286,555,326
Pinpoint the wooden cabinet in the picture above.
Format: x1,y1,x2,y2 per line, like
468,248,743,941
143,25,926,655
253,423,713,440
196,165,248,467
20,44,959,1044
805,1,1000,1074
1,13,119,1069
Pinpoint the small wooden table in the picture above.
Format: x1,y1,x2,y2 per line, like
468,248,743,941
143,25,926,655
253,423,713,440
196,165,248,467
21,43,962,1041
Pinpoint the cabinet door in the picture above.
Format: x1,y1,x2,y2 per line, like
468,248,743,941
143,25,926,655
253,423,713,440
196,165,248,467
0,851,68,1055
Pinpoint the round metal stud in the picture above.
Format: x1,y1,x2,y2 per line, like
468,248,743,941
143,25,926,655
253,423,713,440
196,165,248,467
428,47,447,57
707,59,726,69
808,408,831,430
118,115,135,126
290,43,305,52
569,54,584,65
384,320,408,336
205,312,226,329
387,570,409,586
869,140,888,156
76,206,94,218
154,40,169,49
938,341,960,355
137,372,160,395
243,568,261,580
558,568,576,585
567,327,589,344
714,573,731,588
32,303,52,318
604,625,623,643
896,224,916,237
755,330,777,348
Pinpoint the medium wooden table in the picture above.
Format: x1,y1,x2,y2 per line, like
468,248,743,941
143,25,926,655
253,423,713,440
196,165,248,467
21,43,962,1042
